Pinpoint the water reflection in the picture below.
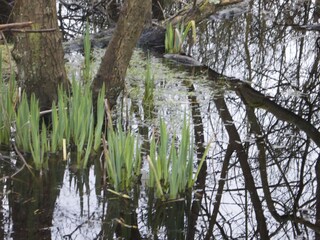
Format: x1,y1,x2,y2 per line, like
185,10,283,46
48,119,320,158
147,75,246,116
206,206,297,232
1,157,65,239
190,0,320,238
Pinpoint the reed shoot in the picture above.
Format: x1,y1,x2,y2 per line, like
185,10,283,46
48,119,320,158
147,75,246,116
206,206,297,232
143,55,154,104
93,84,105,151
0,50,16,146
165,20,196,54
16,92,31,152
147,115,210,199
103,125,141,192
1,74,106,170
29,94,42,168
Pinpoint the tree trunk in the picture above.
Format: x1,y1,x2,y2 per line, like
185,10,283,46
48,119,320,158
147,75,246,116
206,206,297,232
12,0,69,110
92,0,152,109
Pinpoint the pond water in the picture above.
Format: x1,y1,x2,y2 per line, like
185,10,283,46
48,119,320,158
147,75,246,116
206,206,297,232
1,0,320,239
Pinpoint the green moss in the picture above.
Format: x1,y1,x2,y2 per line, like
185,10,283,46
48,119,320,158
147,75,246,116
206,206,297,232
28,23,41,61
0,44,15,79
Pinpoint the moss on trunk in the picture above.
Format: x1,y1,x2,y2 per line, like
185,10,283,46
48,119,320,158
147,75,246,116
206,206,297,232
12,0,69,110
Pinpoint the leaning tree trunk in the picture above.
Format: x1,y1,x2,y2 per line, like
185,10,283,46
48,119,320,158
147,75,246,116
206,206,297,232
12,0,69,110
92,0,152,109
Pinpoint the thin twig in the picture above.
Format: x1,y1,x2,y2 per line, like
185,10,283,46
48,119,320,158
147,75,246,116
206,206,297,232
9,28,56,33
10,163,26,178
63,212,96,239
0,21,32,31
157,0,166,20
39,107,68,116
0,147,32,182
12,141,34,175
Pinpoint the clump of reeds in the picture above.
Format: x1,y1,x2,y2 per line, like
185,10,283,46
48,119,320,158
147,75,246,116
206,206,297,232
69,78,94,166
2,76,106,170
165,20,196,54
29,94,48,169
143,54,154,104
15,92,31,152
147,115,210,199
50,86,69,153
143,54,155,118
15,92,49,169
0,50,17,146
103,124,142,192
51,80,105,169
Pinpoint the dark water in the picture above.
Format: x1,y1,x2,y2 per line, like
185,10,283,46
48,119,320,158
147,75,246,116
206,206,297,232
2,0,320,239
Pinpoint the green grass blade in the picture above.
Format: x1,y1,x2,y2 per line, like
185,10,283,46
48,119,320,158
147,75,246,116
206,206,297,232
82,113,94,168
16,92,30,152
51,102,59,152
94,84,105,151
29,94,41,169
147,155,164,198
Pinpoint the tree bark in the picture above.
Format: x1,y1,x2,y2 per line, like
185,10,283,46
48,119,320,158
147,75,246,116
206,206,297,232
92,0,152,109
12,0,69,110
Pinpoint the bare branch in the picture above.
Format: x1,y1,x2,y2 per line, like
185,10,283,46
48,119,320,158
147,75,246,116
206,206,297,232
0,21,32,31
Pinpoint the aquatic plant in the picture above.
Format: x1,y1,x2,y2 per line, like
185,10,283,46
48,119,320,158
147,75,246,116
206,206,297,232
50,102,60,153
29,94,49,169
147,115,210,199
40,121,48,165
165,20,196,54
15,92,31,152
50,86,69,153
7,77,106,170
82,115,94,168
68,78,95,167
148,119,169,193
143,54,155,118
168,116,193,199
0,50,17,146
143,55,154,104
15,92,49,169
93,83,105,151
103,124,142,192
